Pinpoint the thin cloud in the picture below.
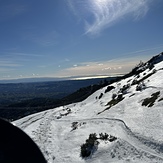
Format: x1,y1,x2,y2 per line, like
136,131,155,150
0,51,44,59
0,68,15,73
122,44,163,56
86,0,150,35
111,44,163,61
0,60,22,67
68,0,152,36
23,30,59,47
65,58,70,62
34,31,59,47
8,52,43,57
38,65,47,68
54,58,140,77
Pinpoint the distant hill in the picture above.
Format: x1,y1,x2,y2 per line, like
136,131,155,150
0,75,119,83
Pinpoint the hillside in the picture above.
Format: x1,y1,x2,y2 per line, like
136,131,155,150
15,52,163,163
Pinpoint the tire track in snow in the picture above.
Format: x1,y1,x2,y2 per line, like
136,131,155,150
90,118,163,160
16,112,163,162
55,117,163,160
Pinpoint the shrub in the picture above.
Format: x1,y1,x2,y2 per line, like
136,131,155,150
136,82,146,91
99,93,103,99
117,94,123,100
99,133,109,140
71,122,78,131
108,135,117,142
99,133,117,142
112,93,117,100
105,86,115,93
142,91,160,107
81,133,117,158
148,63,154,70
131,79,138,85
80,133,99,158
119,84,130,94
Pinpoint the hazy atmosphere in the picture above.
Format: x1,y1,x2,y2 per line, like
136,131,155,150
0,0,163,80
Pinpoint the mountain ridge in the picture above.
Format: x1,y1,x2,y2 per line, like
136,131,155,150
15,52,163,163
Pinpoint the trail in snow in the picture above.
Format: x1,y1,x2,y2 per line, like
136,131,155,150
17,112,163,162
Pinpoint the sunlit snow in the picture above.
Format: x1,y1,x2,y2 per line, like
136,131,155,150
15,53,163,163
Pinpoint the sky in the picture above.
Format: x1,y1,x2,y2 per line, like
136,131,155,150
0,0,163,80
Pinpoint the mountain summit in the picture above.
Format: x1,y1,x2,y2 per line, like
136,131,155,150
15,53,163,163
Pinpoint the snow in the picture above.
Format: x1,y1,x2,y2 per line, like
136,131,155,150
14,56,163,163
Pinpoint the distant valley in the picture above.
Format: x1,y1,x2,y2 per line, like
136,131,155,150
0,77,118,121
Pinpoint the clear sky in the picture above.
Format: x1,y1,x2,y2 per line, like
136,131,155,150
0,0,163,80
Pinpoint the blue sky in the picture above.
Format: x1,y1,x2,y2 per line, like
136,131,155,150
0,0,163,80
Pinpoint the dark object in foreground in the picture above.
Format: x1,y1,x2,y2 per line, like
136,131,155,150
0,118,46,163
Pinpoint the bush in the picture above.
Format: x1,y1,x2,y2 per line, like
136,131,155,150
71,122,78,131
148,63,154,70
81,143,91,157
108,135,117,142
131,79,138,85
81,133,117,158
136,82,146,91
112,93,117,100
142,91,160,107
119,84,130,94
99,133,109,140
99,93,103,99
99,133,117,142
105,86,115,93
80,133,99,158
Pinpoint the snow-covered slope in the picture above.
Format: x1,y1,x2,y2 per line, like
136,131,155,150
15,53,163,163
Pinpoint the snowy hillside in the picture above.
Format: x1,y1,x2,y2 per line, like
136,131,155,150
15,53,163,163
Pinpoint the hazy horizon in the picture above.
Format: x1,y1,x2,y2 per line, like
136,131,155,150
0,0,163,80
